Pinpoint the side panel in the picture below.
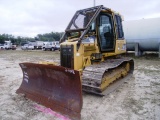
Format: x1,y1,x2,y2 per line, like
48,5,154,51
114,14,126,54
115,40,126,54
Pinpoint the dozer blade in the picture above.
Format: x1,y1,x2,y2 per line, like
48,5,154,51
16,63,82,120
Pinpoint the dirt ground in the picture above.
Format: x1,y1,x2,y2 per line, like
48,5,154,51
0,50,160,120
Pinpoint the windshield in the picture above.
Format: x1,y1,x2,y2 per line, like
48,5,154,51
60,5,103,43
67,7,99,30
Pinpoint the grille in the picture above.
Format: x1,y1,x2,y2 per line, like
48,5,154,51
60,45,74,69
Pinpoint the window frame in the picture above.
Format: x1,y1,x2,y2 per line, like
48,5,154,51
115,15,124,39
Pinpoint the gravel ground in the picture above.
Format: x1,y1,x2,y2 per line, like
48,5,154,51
0,50,160,120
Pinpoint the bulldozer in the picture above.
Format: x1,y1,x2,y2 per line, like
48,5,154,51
16,5,134,120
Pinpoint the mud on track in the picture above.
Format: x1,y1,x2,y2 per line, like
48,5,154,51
0,50,160,120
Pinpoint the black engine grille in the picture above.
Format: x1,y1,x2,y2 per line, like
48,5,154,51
60,45,74,69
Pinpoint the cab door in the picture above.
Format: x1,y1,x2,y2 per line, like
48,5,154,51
98,13,115,52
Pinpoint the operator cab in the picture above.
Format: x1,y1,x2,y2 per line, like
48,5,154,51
60,5,124,53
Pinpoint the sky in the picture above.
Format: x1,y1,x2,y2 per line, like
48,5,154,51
0,0,160,38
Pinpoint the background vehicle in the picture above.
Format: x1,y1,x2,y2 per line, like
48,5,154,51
1,41,17,50
35,41,43,49
28,40,43,49
42,42,52,51
4,40,16,50
42,41,60,51
17,5,134,120
4,41,12,49
21,44,34,50
52,41,60,50
0,44,5,50
11,45,17,50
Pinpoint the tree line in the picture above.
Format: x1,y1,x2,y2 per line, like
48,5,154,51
0,32,64,45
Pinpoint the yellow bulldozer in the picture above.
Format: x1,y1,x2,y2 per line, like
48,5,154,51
16,5,134,120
